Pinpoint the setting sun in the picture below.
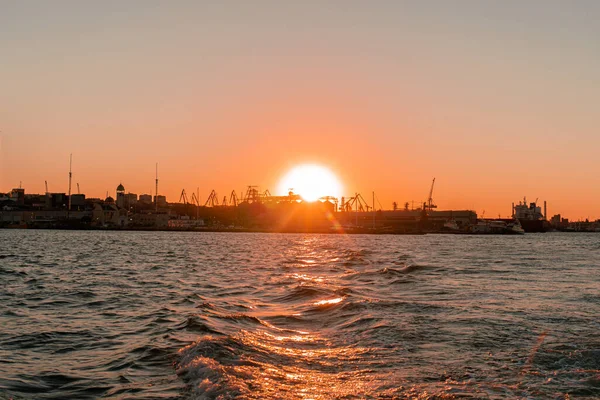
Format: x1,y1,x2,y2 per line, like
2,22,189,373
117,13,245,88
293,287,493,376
277,164,343,202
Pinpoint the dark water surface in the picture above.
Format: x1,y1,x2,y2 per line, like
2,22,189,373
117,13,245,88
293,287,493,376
1,231,599,399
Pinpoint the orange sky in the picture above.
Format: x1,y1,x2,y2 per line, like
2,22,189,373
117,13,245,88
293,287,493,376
1,2,599,220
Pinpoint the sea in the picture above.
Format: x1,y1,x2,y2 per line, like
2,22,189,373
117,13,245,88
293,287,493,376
0,230,599,399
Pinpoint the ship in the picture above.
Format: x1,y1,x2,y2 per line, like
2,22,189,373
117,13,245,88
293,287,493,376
471,218,524,235
513,197,550,233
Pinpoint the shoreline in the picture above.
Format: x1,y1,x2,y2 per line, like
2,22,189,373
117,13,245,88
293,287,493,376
3,226,594,234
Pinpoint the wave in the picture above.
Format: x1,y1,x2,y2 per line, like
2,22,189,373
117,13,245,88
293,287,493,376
273,285,333,303
175,316,220,335
0,267,27,276
342,265,431,282
1,329,103,352
0,254,18,259
213,313,264,326
176,336,257,399
175,331,400,399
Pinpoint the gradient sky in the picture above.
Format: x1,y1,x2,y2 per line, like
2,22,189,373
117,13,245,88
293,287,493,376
1,1,599,220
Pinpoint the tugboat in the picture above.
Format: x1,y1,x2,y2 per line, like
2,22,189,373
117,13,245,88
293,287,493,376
506,218,525,235
513,198,550,233
471,219,524,235
442,219,460,232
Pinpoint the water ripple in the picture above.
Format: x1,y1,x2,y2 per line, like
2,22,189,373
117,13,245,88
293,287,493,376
0,230,599,399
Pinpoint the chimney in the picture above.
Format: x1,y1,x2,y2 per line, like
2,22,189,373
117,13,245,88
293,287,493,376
544,201,547,220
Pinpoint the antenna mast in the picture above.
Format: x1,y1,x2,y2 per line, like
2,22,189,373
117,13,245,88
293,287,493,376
67,154,73,215
372,191,375,228
155,163,159,211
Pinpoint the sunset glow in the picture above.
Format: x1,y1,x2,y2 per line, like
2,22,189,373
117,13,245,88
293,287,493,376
2,3,600,400
277,165,343,202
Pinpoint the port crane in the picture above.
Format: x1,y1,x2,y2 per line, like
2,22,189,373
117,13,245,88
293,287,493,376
190,189,201,219
243,186,263,203
204,190,219,207
45,181,49,195
343,193,371,212
426,178,437,211
190,192,201,207
229,190,239,207
244,186,258,203
179,189,189,205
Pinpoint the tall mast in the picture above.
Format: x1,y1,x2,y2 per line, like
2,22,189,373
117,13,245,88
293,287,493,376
67,154,72,215
355,192,358,226
372,191,375,228
155,162,159,212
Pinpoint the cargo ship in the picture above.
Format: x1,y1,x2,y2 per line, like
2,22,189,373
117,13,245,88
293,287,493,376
513,198,550,233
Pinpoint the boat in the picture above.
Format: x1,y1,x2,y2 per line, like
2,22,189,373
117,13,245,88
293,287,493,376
471,219,524,235
513,198,550,233
506,218,525,235
442,219,460,232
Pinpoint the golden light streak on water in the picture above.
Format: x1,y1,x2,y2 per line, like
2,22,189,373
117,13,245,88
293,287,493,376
313,297,344,306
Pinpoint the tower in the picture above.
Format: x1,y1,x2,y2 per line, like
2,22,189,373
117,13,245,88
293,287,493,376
155,163,159,212
67,154,72,214
116,183,125,208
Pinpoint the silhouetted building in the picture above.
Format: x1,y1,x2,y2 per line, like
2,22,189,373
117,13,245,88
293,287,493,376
10,188,25,206
125,193,138,207
131,211,169,228
70,194,86,208
154,195,167,207
116,183,126,208
139,194,152,204
46,193,68,209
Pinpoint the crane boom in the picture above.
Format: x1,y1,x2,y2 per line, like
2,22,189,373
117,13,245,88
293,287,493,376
179,189,188,204
204,190,219,207
229,190,238,207
427,178,437,210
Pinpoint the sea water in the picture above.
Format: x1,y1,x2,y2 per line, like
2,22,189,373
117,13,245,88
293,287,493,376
1,230,599,399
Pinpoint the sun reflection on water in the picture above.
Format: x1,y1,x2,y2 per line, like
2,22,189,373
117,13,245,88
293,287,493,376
313,297,344,306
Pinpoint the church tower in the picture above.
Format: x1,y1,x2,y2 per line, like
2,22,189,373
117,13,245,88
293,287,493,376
116,183,125,208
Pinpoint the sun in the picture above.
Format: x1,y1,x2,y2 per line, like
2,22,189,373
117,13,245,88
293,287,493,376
277,164,343,202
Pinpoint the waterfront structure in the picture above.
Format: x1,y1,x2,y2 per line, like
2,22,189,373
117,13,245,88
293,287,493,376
116,184,126,208
139,194,152,204
125,193,138,207
132,211,169,228
71,194,86,209
154,195,167,208
92,203,128,227
46,193,68,209
11,182,600,233
10,189,25,205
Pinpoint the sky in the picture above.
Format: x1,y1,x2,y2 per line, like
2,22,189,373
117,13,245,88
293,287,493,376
1,1,599,220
